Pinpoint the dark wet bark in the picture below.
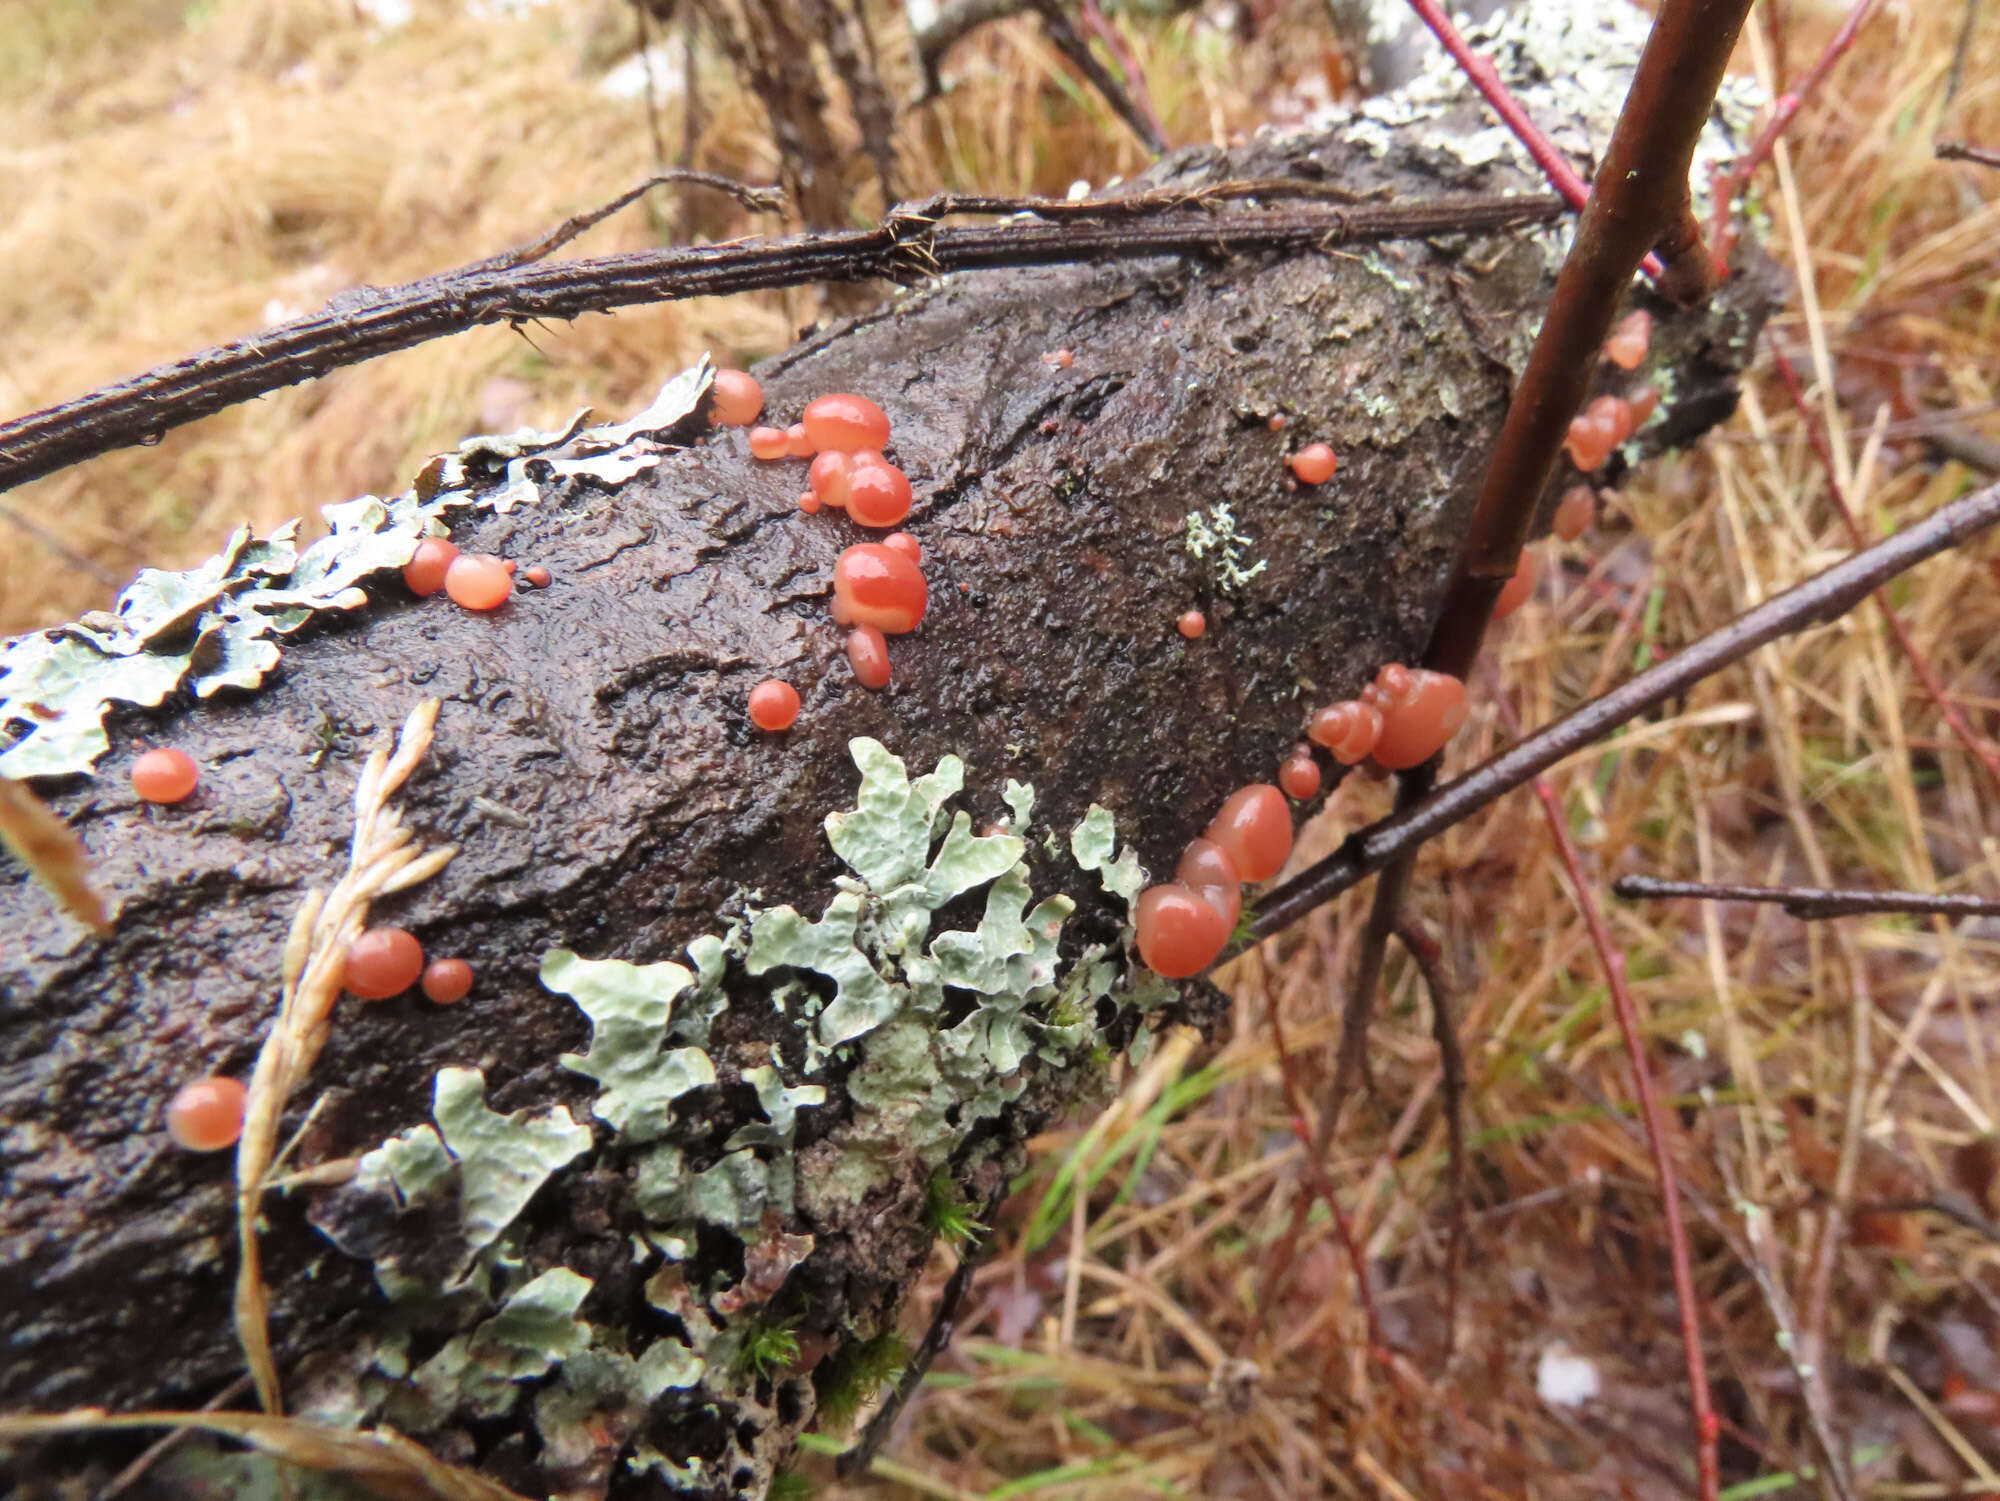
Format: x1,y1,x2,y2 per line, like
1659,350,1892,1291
0,114,1775,1500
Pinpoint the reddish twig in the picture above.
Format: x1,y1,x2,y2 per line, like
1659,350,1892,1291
1708,0,1884,272
1400,0,1666,279
1770,339,2000,796
1534,776,1718,1500
1076,0,1168,150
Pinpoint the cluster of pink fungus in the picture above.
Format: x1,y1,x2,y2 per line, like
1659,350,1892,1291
1307,662,1469,772
1135,785,1293,977
405,538,550,613
344,925,473,1005
1564,310,1661,473
1552,484,1596,542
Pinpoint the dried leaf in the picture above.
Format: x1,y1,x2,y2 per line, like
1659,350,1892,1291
0,778,108,932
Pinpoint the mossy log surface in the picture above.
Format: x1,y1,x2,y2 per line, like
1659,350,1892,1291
1,111,1772,1499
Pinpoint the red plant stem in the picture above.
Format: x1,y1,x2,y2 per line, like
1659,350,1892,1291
1534,775,1719,1501
1258,986,1388,1354
1400,0,1667,280
1077,0,1167,149
1769,339,2000,795
1709,0,1883,271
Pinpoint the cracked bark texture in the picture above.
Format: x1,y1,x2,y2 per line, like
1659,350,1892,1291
0,112,1773,1500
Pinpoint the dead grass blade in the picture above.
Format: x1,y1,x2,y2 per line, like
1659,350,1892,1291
0,776,108,933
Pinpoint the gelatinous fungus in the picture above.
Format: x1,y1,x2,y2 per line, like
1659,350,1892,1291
521,565,552,588
1552,485,1596,542
1286,443,1338,485
1042,348,1074,369
798,491,822,515
1492,547,1538,620
883,532,921,565
785,423,816,459
1279,745,1322,802
1308,701,1383,765
421,957,475,1005
1176,609,1206,640
801,393,891,453
748,679,802,732
132,747,200,804
1604,309,1652,370
1175,837,1242,931
345,926,426,1000
845,625,892,691
845,459,914,529
709,369,765,427
1267,414,1286,432
1629,384,1660,427
832,543,928,634
1203,783,1292,882
1371,669,1470,770
748,426,790,461
1134,883,1231,977
165,1075,248,1151
808,451,855,509
443,554,514,611
403,538,460,597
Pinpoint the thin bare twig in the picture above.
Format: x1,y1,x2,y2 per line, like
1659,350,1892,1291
1394,919,1465,1356
1030,0,1167,154
0,189,1559,496
1937,139,2000,169
1534,775,1718,1500
1614,872,2000,920
1249,475,2000,938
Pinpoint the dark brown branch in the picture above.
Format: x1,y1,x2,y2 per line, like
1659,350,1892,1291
0,189,1560,498
912,0,1029,101
1395,919,1465,1356
1613,873,2000,921
1938,140,2000,170
1247,475,2000,939
1032,0,1166,155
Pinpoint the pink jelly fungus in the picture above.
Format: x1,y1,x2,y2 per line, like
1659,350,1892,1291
166,1076,248,1151
749,426,790,460
403,538,460,596
1177,609,1206,639
801,393,891,453
883,532,922,565
846,460,913,529
346,926,425,1000
748,680,801,731
1203,784,1292,883
710,369,765,427
1552,485,1595,542
832,544,928,634
846,625,892,690
1279,747,1322,802
1175,837,1242,931
809,450,855,508
1604,310,1651,370
132,747,200,803
1287,443,1338,485
1492,547,1537,620
1134,884,1231,977
1371,670,1469,770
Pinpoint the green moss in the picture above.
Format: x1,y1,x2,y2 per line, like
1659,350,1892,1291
736,1315,801,1381
813,1331,911,1434
923,1168,987,1248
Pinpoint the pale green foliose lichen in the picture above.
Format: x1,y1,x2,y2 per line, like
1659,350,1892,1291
1069,804,1146,909
542,949,718,1142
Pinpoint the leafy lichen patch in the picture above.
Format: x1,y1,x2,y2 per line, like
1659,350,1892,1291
541,949,718,1143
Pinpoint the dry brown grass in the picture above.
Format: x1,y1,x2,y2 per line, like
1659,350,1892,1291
9,0,2000,1496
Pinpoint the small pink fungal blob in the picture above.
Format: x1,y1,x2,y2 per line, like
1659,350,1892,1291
346,926,425,1000
748,680,801,732
798,491,822,515
1203,783,1292,883
422,957,474,1005
749,426,790,460
1287,443,1338,485
1371,670,1469,770
1308,701,1382,765
845,459,913,528
883,532,922,565
1279,745,1322,802
1267,414,1287,432
403,538,460,597
846,625,892,690
1492,547,1538,620
132,747,200,804
522,565,552,588
1134,883,1231,978
809,450,855,508
1177,609,1206,639
1629,384,1660,427
1175,837,1242,930
1563,403,1620,473
1604,309,1652,370
1552,485,1595,542
784,423,815,459
444,554,513,611
166,1076,247,1152
709,369,765,427
833,543,928,634
1043,348,1074,369
801,393,891,453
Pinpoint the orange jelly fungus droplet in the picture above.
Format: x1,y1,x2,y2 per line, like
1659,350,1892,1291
1492,547,1538,620
1267,414,1287,432
809,450,855,508
1374,663,1411,703
1629,384,1660,427
748,680,801,731
404,538,460,596
346,926,426,1000
833,543,928,634
1588,393,1636,445
132,747,200,804
798,491,822,514
422,957,475,1005
801,393,891,453
1043,348,1074,369
444,554,513,611
1372,670,1469,770
883,532,921,565
845,460,914,528
709,369,765,427
1134,884,1231,977
1309,701,1383,765
1552,485,1595,542
1177,609,1206,640
166,1075,248,1152
522,565,552,588
1203,784,1292,883
1604,309,1652,370
749,426,790,460
1176,838,1242,930
785,423,816,459
846,625,892,690
1279,746,1322,802
1287,443,1338,485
